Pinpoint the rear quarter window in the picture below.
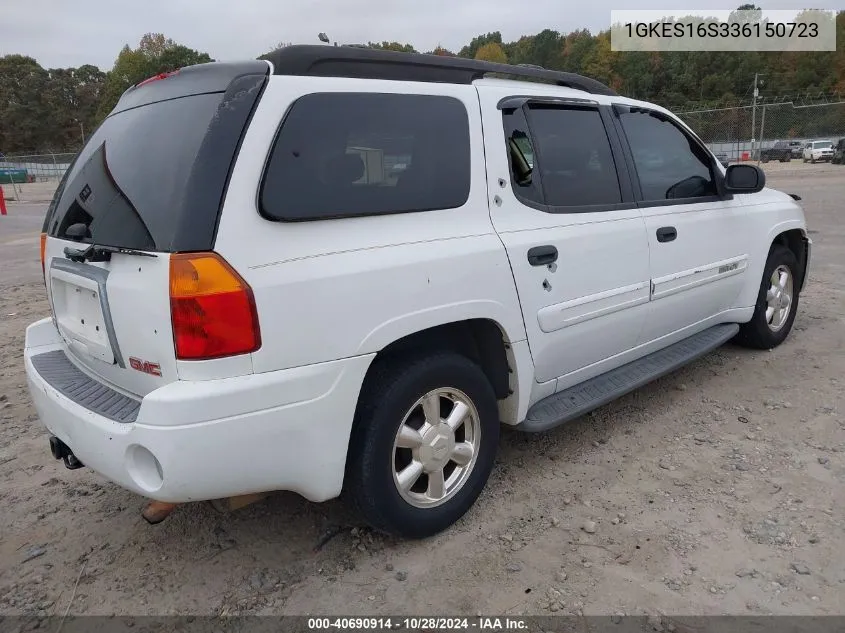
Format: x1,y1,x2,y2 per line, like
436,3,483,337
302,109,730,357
259,93,471,221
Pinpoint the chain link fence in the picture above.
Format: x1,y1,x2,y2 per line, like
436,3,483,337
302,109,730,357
676,101,845,162
0,152,77,184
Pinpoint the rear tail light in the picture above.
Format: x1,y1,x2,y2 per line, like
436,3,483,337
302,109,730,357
169,252,261,360
40,233,47,280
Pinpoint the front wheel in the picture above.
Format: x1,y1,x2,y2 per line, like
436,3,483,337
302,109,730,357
734,245,800,350
345,352,500,538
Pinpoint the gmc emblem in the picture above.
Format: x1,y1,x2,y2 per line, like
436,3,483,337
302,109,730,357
129,357,162,377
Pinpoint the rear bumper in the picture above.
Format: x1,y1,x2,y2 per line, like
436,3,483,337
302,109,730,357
24,318,373,503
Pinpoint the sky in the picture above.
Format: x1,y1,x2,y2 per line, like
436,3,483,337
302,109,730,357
1,0,841,70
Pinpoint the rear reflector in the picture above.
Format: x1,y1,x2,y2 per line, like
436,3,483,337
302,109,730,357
169,252,261,360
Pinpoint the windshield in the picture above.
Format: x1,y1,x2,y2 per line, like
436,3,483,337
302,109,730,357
43,92,224,251
814,141,833,149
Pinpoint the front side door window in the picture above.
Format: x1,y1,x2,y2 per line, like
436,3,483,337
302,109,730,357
617,108,718,202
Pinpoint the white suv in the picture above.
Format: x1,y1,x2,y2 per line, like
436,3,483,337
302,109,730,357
803,139,834,163
25,46,811,538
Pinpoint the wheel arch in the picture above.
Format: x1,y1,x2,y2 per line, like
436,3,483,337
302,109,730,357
355,316,533,429
739,220,810,309
770,226,810,291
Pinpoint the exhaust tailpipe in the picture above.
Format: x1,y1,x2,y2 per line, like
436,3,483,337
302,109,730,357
48,435,85,470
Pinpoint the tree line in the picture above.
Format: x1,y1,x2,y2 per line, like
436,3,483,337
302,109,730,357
2,7,844,154
0,34,211,155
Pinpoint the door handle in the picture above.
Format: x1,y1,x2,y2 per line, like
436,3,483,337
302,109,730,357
656,227,677,243
527,245,558,266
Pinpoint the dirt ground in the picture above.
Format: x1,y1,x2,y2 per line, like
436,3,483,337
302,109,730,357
1,163,843,619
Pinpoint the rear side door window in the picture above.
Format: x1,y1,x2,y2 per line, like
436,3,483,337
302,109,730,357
616,107,718,202
260,93,471,221
503,104,626,211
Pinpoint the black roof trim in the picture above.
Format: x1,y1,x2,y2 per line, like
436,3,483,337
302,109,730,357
112,60,270,114
264,45,617,96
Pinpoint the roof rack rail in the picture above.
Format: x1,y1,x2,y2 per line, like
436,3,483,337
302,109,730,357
264,45,617,96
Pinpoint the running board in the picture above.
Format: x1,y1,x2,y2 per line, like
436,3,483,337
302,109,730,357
517,323,740,433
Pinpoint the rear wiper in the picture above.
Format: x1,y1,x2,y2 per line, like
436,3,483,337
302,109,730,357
63,243,158,263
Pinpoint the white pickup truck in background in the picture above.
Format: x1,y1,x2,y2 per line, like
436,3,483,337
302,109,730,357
803,139,834,163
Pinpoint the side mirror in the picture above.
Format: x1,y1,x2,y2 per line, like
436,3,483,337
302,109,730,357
724,163,766,194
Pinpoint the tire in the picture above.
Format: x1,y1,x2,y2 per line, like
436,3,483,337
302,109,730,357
761,156,769,163
345,352,500,538
734,245,800,350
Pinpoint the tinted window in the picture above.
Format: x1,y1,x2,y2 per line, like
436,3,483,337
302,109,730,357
619,109,717,201
503,109,544,205
522,107,622,207
260,93,470,221
44,93,225,251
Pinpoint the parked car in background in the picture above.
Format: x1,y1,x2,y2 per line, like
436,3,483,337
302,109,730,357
803,140,834,163
788,140,804,159
713,152,730,168
832,138,845,164
760,141,794,163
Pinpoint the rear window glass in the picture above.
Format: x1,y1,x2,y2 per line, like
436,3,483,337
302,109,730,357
44,93,224,251
260,93,471,221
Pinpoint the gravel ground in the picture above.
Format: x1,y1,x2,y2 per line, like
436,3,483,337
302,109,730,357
0,165,843,619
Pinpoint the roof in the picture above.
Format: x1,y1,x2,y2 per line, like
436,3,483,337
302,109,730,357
263,45,617,97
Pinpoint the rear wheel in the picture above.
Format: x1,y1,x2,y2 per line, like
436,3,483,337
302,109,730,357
734,245,800,350
345,352,500,538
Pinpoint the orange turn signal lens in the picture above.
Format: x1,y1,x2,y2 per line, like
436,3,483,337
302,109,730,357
40,233,47,279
